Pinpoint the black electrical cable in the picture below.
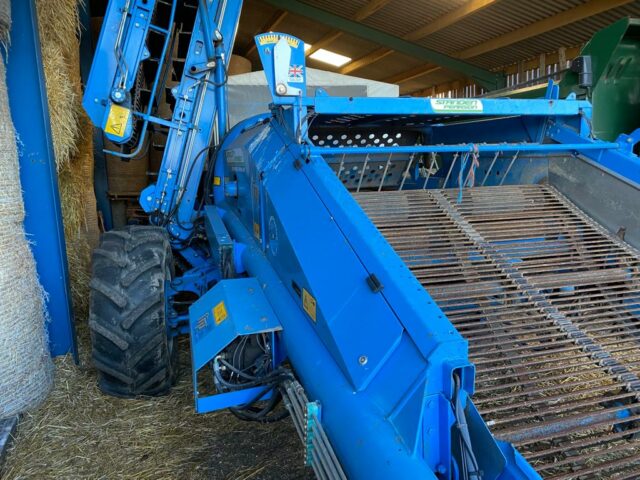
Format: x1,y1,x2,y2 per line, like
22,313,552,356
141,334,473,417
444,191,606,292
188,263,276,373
453,375,482,480
213,335,294,424
199,143,221,210
163,144,217,236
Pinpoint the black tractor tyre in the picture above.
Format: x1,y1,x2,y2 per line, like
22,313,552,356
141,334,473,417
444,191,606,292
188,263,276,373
89,225,178,397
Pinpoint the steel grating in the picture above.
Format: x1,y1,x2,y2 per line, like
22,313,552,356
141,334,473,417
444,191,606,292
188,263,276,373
356,184,640,479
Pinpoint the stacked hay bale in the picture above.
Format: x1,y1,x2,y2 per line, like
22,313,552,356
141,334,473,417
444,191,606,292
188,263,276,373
36,0,99,320
0,6,54,417
0,0,9,49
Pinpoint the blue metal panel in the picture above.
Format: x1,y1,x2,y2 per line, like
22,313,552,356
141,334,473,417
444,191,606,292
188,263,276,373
225,123,407,391
203,205,236,277
5,0,75,357
549,122,640,184
221,207,539,479
256,32,308,105
307,96,593,116
188,277,281,413
211,118,540,477
308,141,619,156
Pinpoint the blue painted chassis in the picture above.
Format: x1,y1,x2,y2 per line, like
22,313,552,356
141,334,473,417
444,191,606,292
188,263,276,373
83,3,640,477
7,0,75,357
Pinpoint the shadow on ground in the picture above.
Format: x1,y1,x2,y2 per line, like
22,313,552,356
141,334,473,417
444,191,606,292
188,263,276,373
2,323,314,480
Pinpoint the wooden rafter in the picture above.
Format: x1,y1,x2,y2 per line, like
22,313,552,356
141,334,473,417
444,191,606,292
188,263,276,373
409,45,582,96
385,64,440,85
305,0,392,57
340,0,500,74
386,0,634,86
244,10,288,57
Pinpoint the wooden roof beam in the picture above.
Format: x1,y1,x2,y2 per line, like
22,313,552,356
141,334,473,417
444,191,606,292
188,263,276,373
409,45,583,96
340,47,393,75
457,0,634,59
340,0,500,74
385,64,441,85
386,0,634,86
244,10,288,56
305,0,392,57
262,0,503,89
405,0,500,42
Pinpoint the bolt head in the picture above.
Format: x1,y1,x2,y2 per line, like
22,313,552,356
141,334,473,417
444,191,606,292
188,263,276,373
358,355,368,366
276,83,287,95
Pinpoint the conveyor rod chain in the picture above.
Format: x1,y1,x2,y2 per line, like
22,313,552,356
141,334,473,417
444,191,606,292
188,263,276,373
430,190,640,436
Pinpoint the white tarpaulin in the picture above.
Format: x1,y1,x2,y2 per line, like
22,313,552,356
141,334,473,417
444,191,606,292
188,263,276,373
227,67,399,127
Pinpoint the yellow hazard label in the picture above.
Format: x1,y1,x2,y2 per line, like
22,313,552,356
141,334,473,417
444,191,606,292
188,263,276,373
253,221,261,240
105,104,130,137
213,301,228,325
213,176,221,186
302,289,317,322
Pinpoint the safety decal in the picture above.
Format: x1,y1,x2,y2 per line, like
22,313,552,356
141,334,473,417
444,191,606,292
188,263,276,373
196,312,209,331
302,288,317,322
288,65,304,83
213,301,228,325
253,221,261,240
430,98,483,113
258,33,300,48
105,104,130,137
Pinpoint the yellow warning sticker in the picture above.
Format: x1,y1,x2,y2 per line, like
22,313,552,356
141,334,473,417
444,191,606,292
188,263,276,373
302,289,317,322
253,221,261,240
213,301,228,325
213,176,221,186
105,104,130,137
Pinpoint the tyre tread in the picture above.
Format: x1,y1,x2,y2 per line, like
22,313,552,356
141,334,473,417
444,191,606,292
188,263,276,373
89,225,176,397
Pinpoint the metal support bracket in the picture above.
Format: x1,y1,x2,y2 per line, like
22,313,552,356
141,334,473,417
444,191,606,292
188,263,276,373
188,277,282,413
305,401,321,467
7,0,76,357
282,380,347,480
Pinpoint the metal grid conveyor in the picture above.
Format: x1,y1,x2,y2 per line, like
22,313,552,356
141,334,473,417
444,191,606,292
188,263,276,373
356,184,640,479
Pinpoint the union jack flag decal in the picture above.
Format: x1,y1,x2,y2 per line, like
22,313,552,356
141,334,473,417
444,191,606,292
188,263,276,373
288,64,304,83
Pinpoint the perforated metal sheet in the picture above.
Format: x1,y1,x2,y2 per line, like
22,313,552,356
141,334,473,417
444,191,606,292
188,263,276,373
357,185,640,479
311,128,418,189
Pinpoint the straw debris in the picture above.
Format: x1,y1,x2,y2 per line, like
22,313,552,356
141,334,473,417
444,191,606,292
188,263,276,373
2,332,310,479
3,3,309,478
35,0,98,321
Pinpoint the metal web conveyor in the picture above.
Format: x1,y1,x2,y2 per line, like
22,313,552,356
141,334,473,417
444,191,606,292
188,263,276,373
356,185,640,479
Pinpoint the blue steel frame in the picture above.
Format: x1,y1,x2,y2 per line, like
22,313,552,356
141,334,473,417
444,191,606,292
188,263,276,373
188,277,282,413
301,97,638,184
210,116,539,477
82,7,640,475
6,0,76,358
84,0,243,242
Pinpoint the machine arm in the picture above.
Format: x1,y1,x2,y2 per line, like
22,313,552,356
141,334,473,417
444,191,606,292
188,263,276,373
83,0,243,242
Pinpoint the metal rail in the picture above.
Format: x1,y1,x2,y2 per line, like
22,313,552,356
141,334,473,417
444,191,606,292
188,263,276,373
356,184,640,479
282,380,347,480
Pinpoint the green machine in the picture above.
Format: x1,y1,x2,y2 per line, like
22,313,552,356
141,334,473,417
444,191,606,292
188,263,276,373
496,17,640,141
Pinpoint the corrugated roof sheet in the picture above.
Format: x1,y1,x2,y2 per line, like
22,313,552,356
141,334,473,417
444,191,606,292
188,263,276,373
239,0,640,92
